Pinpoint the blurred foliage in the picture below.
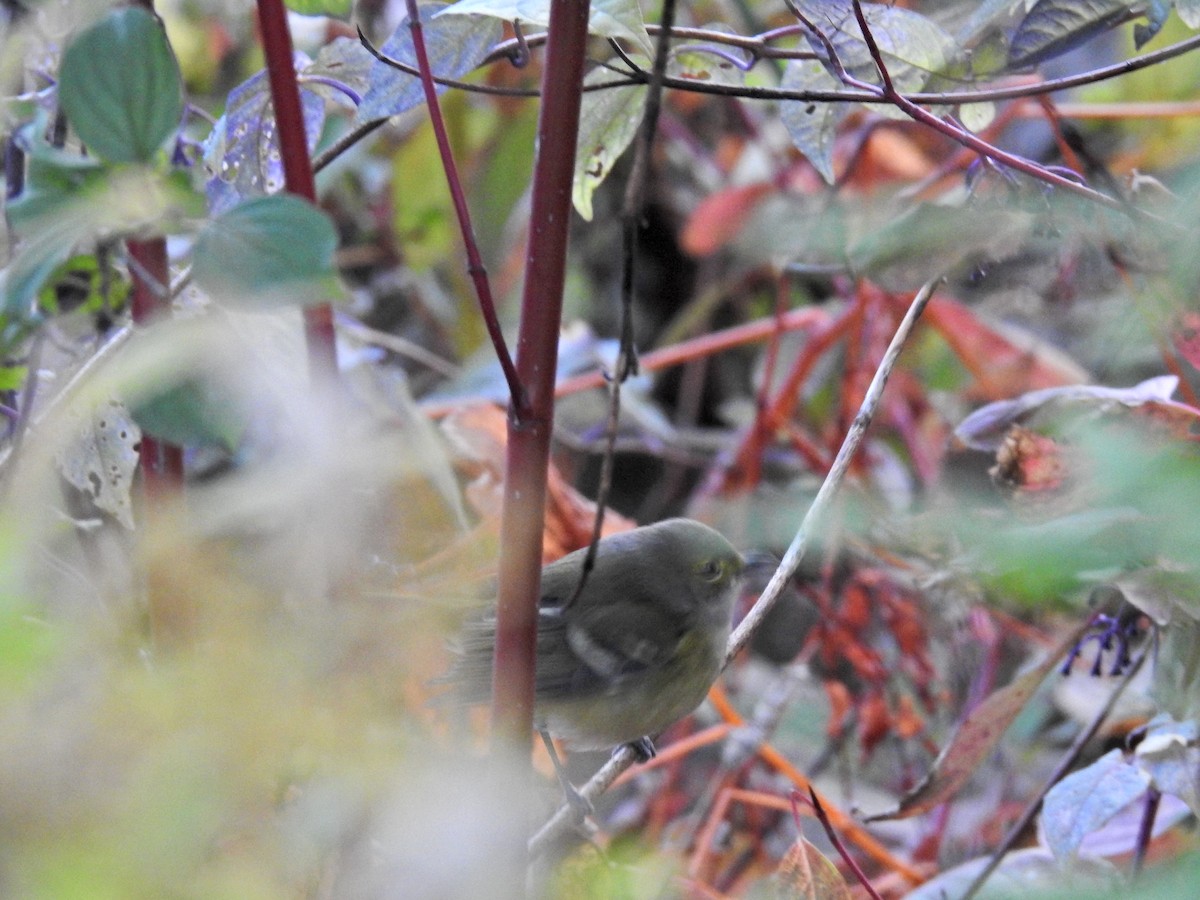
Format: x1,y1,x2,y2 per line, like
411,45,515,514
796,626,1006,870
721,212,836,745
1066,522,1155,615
3,0,1200,896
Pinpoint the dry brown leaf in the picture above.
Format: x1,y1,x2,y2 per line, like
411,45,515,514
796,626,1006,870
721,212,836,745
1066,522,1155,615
865,622,1087,822
773,837,853,900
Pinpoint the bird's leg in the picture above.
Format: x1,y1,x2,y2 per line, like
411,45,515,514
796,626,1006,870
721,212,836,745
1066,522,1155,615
539,729,593,820
626,736,656,762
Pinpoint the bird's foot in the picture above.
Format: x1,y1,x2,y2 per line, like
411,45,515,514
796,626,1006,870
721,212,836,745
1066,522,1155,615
625,736,656,762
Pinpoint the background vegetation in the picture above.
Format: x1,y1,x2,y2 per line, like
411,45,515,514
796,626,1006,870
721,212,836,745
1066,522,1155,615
3,0,1200,896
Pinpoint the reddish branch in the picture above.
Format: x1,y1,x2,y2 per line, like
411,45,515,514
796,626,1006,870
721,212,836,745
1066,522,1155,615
400,0,523,413
127,239,183,491
490,0,591,883
256,0,338,381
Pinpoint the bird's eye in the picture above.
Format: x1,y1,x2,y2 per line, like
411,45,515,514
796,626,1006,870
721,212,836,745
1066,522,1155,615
698,559,726,582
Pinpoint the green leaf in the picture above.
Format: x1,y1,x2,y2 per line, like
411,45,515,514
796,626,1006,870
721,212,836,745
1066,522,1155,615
58,7,184,163
192,195,339,307
438,0,652,55
780,59,848,184
0,364,27,392
572,67,646,221
129,376,246,452
284,0,352,17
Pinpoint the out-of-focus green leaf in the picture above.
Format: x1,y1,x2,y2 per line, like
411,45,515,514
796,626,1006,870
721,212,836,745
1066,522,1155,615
192,195,340,307
1008,0,1137,70
572,67,646,221
355,4,502,126
1042,749,1151,861
848,202,1033,290
780,59,847,184
0,365,27,392
37,254,130,319
390,119,455,272
3,149,200,343
130,376,247,452
58,7,183,163
438,0,652,55
284,0,352,17
971,508,1154,603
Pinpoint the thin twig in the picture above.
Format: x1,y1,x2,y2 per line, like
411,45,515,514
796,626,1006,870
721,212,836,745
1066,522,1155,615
724,276,939,663
529,276,942,857
576,0,677,581
333,311,460,377
799,788,884,900
1132,787,1161,878
960,637,1153,900
400,0,525,416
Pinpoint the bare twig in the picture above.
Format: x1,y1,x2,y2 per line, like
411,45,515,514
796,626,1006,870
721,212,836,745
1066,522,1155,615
575,0,678,582
960,637,1153,900
529,276,942,857
798,788,884,900
725,276,938,663
401,0,525,416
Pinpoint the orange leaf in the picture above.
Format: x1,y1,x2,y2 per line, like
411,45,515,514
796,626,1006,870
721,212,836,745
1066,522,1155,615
773,837,854,900
681,182,773,257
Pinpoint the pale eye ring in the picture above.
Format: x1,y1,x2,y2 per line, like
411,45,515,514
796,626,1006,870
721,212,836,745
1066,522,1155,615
698,559,725,582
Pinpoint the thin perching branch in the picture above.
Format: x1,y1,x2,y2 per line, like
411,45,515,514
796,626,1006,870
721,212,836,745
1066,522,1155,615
530,275,943,857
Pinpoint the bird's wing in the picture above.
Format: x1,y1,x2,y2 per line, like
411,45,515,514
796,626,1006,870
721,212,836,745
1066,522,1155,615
533,589,689,699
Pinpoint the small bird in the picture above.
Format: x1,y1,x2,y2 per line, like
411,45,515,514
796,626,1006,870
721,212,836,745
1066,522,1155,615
441,518,745,760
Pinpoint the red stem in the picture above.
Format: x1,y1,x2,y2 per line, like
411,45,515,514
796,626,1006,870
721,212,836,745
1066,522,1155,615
401,0,524,413
127,238,184,493
256,0,338,381
489,0,591,879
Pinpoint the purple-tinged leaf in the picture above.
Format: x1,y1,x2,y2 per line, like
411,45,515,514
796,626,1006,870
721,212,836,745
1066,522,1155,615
1041,748,1151,861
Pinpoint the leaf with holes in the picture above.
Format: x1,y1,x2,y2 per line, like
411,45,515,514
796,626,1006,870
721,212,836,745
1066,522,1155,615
202,60,325,213
780,59,847,184
57,400,142,530
572,66,646,221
